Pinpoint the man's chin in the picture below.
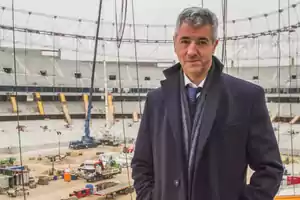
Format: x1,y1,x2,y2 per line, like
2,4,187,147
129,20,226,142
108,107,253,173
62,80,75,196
185,64,203,71
184,65,208,76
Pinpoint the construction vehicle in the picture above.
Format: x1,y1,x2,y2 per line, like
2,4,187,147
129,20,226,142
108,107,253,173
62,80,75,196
69,139,99,150
99,133,122,147
85,167,121,182
67,96,103,149
79,160,121,182
69,7,111,149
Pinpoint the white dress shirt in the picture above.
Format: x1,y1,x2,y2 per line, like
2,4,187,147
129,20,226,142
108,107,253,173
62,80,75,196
183,73,206,98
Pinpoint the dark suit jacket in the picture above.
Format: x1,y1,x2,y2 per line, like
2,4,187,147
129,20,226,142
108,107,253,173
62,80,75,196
131,56,283,200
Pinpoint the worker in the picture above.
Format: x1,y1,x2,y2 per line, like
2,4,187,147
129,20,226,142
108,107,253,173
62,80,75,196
97,157,105,170
131,6,283,200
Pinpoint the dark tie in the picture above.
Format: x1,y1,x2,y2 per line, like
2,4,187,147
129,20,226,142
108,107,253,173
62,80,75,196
186,85,202,155
187,86,202,123
187,86,202,103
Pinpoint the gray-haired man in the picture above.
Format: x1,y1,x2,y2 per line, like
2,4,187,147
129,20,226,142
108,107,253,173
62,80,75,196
131,7,283,200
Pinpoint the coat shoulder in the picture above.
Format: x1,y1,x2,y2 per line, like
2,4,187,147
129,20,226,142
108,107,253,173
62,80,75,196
146,87,163,103
222,73,265,97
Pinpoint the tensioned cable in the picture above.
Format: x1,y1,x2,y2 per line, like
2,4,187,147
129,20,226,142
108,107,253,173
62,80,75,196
221,0,228,66
23,12,30,126
75,37,79,89
86,0,103,139
131,0,142,115
2,36,299,62
117,0,127,42
24,13,30,92
11,0,26,199
287,0,296,194
293,0,300,94
276,0,282,144
113,0,133,198
52,17,57,101
257,37,260,85
118,0,125,34
1,21,299,44
75,21,81,90
0,7,4,46
2,1,299,26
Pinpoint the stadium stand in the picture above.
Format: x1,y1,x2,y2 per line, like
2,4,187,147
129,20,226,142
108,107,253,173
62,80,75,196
1,46,300,123
1,47,300,158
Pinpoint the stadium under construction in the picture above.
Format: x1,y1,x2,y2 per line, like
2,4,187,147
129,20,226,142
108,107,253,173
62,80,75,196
0,0,300,199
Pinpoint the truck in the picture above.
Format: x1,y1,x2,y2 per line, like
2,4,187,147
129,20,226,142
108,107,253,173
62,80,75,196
79,160,121,182
85,167,121,182
99,134,122,147
69,137,100,150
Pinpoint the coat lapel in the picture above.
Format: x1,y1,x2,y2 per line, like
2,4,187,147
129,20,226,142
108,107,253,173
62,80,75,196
161,64,191,199
192,59,222,177
160,64,183,154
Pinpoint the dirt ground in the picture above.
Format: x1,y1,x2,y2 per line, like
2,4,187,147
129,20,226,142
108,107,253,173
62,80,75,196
0,146,135,200
1,146,299,199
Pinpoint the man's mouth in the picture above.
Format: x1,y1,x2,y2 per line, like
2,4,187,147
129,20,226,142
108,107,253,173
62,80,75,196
186,60,201,63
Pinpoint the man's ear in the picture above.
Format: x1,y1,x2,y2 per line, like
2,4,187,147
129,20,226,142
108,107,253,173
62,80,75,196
173,35,177,52
212,39,219,54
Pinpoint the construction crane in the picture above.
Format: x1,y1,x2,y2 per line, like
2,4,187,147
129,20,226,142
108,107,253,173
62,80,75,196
69,0,103,149
82,0,103,144
83,41,111,143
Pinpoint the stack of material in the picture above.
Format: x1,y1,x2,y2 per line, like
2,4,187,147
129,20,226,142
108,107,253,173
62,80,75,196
37,176,49,185
95,181,118,191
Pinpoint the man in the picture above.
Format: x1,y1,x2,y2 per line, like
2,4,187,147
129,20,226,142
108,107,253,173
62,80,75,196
131,7,283,200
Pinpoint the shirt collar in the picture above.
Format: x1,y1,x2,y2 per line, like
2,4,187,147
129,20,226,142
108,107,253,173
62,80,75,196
183,73,206,88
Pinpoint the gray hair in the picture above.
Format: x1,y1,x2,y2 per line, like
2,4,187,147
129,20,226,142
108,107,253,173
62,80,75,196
175,7,219,41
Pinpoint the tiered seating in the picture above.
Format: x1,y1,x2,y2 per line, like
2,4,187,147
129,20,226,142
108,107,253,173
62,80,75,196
43,102,61,114
2,47,300,121
0,47,168,88
67,102,85,114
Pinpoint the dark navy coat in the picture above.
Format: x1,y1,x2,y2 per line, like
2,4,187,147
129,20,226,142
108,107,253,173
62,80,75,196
131,56,283,200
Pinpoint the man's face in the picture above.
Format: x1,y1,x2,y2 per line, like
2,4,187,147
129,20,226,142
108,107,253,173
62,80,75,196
174,22,218,77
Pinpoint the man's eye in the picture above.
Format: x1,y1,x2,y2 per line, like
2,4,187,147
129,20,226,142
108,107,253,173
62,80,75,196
197,40,208,45
180,40,190,44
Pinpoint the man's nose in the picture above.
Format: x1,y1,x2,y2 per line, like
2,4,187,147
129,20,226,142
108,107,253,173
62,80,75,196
187,42,198,57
